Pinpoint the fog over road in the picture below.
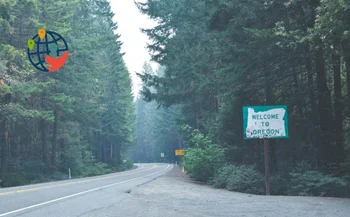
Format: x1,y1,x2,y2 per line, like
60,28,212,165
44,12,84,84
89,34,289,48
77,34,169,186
0,164,349,217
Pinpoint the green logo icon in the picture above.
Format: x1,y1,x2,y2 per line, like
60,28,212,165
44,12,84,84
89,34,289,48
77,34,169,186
27,39,35,51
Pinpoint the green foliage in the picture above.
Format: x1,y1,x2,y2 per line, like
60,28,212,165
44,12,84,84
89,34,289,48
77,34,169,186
81,162,112,177
288,170,349,197
0,172,27,187
339,160,350,181
270,173,289,195
0,0,135,186
137,0,350,198
115,160,134,172
22,160,47,181
62,145,112,178
182,126,214,149
210,164,236,189
211,165,265,195
182,127,225,182
48,171,68,181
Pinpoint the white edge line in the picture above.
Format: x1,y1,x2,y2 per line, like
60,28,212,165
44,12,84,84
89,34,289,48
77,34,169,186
0,164,172,217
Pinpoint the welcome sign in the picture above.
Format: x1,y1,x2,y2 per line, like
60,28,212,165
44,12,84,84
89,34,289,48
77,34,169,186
243,105,289,139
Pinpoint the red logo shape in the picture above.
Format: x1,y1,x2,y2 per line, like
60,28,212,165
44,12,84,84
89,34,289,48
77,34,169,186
45,51,69,72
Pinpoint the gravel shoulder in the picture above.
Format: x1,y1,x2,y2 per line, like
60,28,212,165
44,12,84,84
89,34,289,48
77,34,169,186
87,166,350,217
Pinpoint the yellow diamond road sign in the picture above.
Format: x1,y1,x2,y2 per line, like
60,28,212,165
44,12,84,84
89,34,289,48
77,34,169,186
175,150,184,156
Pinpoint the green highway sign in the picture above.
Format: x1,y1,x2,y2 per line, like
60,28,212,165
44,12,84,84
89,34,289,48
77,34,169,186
243,105,289,139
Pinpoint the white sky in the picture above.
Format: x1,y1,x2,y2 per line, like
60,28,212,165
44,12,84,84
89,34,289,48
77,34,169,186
109,0,158,97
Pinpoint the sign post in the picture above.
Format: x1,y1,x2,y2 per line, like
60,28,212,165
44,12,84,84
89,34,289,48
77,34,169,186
263,139,270,195
243,105,288,195
160,153,165,163
175,150,185,173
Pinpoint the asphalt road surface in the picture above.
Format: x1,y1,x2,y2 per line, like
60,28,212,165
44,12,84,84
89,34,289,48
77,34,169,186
1,164,350,217
0,163,172,217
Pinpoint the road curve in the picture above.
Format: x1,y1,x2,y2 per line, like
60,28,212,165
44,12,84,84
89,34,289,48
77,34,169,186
0,163,172,217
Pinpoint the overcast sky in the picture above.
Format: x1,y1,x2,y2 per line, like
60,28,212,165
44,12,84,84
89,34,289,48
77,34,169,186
109,0,157,97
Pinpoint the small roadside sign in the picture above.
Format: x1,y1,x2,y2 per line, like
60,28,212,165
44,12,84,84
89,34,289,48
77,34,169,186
175,150,184,156
161,153,165,158
243,105,289,139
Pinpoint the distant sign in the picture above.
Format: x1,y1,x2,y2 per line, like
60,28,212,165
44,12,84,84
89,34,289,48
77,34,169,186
161,153,165,158
175,150,184,156
243,105,288,139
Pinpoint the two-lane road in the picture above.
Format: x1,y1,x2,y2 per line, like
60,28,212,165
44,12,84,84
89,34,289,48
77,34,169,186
0,163,172,217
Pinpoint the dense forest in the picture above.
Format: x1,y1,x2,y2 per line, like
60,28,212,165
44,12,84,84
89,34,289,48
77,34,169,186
0,0,135,187
2,0,350,198
133,63,183,163
136,0,350,197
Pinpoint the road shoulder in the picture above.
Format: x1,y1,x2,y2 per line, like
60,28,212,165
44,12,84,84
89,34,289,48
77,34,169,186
111,166,350,217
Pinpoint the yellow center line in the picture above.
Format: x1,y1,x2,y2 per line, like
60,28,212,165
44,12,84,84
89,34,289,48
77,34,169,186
0,165,157,196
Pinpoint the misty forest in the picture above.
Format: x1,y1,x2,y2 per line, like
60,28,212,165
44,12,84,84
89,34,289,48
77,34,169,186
1,0,350,197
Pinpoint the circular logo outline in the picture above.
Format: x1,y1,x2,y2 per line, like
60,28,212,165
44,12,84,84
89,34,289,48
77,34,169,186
27,30,69,72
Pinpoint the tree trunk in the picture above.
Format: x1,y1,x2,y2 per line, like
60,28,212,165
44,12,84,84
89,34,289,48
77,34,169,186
110,143,113,162
40,90,48,169
292,65,304,118
1,120,9,173
332,51,344,163
304,54,321,166
305,56,318,124
101,141,105,163
51,110,58,167
115,144,121,164
41,119,48,167
60,138,65,164
344,49,350,118
96,132,101,161
315,47,334,164
1,91,11,173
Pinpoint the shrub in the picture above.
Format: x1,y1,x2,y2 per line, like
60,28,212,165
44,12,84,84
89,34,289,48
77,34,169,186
0,172,27,187
116,160,133,171
23,160,46,181
181,126,225,182
270,173,289,195
339,160,350,182
288,170,349,197
226,165,265,194
210,165,236,188
81,162,112,177
210,165,265,194
183,145,225,182
49,171,68,181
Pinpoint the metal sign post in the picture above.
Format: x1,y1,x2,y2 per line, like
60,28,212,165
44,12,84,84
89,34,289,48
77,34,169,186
175,150,185,173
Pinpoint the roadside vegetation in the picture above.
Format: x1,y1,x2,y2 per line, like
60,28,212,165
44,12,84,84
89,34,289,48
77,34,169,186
182,126,349,197
1,159,133,188
136,0,350,198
